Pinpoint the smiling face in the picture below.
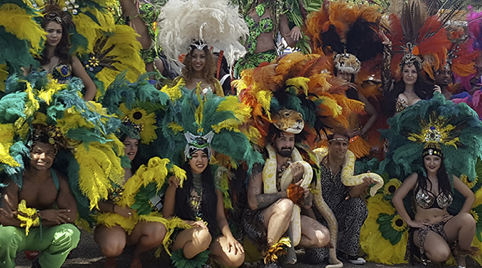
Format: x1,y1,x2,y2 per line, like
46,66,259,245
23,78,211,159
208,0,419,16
123,136,139,161
30,142,56,171
424,155,442,174
191,48,206,72
45,21,63,48
327,134,349,160
189,150,209,174
402,64,418,86
435,67,452,87
336,70,353,83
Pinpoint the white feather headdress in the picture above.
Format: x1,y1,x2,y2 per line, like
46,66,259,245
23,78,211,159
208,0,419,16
157,0,248,66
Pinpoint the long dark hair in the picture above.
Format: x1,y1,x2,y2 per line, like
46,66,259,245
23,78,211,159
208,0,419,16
181,43,217,87
38,6,72,66
383,62,434,117
416,157,452,197
174,162,218,235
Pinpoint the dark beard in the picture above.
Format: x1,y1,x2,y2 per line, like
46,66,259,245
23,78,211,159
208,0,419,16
277,147,293,157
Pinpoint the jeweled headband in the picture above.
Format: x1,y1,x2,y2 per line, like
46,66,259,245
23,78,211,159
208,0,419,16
184,131,214,160
422,142,444,158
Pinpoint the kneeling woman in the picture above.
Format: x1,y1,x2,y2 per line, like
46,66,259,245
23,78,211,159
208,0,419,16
163,138,245,267
94,134,167,268
393,143,477,268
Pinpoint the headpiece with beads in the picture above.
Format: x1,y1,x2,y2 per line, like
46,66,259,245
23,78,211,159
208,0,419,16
422,142,443,158
184,132,214,161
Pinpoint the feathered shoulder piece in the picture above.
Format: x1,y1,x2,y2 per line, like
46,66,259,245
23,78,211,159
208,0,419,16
157,0,248,66
234,52,366,148
386,0,463,78
101,71,170,145
379,92,482,182
156,86,264,170
0,71,124,227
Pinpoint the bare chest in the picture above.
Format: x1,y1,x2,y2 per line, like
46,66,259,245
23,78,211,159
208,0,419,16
19,179,58,209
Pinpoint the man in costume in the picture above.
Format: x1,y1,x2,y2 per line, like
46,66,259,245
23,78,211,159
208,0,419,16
0,126,80,268
307,129,376,265
244,109,330,266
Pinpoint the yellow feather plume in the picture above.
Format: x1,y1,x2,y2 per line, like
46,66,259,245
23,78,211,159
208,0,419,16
0,4,46,56
72,9,115,54
0,124,20,167
286,77,310,95
161,78,185,102
95,211,137,232
167,122,184,134
17,200,40,236
162,217,193,256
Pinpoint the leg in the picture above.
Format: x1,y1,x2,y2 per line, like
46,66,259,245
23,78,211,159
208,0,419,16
334,197,368,257
286,224,297,264
0,225,25,268
444,213,477,267
38,223,80,268
210,236,245,267
172,227,212,259
127,221,167,267
262,198,293,246
413,229,451,263
94,225,127,258
299,215,330,248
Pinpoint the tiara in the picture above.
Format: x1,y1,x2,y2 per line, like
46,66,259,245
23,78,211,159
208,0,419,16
400,42,422,68
190,40,208,51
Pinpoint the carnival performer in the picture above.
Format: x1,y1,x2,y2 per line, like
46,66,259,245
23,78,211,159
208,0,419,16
36,5,97,101
94,73,177,268
0,126,80,268
232,0,301,78
392,142,477,267
158,0,248,89
304,129,376,265
94,134,167,268
244,109,330,265
433,66,453,99
163,134,245,267
177,42,224,96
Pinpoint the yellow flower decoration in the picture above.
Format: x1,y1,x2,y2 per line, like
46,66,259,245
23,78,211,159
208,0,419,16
384,178,402,196
460,174,477,189
470,209,479,222
119,103,157,144
263,237,291,264
391,214,407,232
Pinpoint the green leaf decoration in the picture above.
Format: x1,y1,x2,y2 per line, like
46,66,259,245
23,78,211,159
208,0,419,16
170,248,211,268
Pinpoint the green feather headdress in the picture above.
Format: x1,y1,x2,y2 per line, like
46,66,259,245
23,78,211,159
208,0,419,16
0,71,124,227
379,92,482,181
157,87,263,170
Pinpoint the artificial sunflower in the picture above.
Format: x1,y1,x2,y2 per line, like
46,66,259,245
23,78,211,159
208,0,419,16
119,103,157,144
461,175,477,189
378,213,408,245
383,178,402,200
263,237,291,264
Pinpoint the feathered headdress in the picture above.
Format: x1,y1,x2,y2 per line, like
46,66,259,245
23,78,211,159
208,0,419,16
0,71,125,227
379,92,482,182
157,0,248,66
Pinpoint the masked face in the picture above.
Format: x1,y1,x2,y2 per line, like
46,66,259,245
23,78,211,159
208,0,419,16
274,132,295,157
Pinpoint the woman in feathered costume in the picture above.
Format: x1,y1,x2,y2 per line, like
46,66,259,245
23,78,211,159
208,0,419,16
156,82,263,268
34,4,97,101
94,73,182,268
361,92,482,266
158,0,248,96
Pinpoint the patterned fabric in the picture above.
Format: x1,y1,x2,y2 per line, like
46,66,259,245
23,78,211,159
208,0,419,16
245,3,274,54
310,163,368,258
233,49,277,78
406,219,449,264
242,207,267,246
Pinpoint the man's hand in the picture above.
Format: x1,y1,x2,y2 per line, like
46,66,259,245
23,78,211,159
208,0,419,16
39,209,72,225
301,189,313,209
290,162,304,182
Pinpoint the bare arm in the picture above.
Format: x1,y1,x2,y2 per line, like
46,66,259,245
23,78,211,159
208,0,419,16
46,174,77,225
71,55,97,101
279,14,297,48
392,173,418,227
247,169,287,210
452,175,475,214
0,179,22,227
162,176,177,219
215,189,232,238
358,92,378,137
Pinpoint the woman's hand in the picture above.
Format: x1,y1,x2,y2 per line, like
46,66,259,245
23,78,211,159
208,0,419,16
190,220,208,229
408,220,429,228
289,26,302,41
114,205,135,218
225,236,244,254
379,30,390,45
39,209,71,225
434,85,442,93
168,176,181,188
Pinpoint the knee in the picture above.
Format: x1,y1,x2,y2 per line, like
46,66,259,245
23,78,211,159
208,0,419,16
427,246,451,263
0,226,22,250
53,224,80,248
192,228,212,248
150,223,167,242
458,213,476,230
275,199,294,216
315,227,331,247
225,252,245,267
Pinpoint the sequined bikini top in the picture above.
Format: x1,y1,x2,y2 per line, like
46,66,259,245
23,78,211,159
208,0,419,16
41,64,72,84
415,188,453,210
395,97,409,113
